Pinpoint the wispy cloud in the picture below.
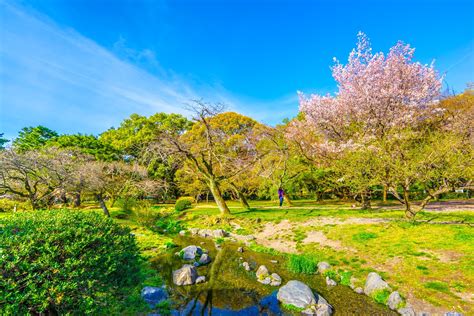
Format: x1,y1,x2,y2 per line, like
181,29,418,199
0,1,298,141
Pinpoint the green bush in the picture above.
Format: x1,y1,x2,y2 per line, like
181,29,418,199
155,218,184,234
0,210,142,314
116,197,137,212
372,289,392,305
174,196,194,212
287,254,318,274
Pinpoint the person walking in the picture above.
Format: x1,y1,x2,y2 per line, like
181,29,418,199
278,187,284,207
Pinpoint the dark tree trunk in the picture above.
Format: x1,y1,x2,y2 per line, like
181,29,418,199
96,193,110,217
74,193,81,207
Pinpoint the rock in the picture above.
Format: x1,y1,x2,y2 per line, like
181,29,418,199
326,277,337,286
198,253,211,265
179,230,186,236
237,247,244,253
270,259,278,264
212,229,227,238
317,262,331,274
387,291,403,310
277,280,316,309
141,286,168,308
256,265,270,279
259,277,272,285
364,272,391,296
444,313,463,316
195,276,206,284
181,245,203,260
198,229,213,238
242,262,251,271
418,313,430,316
270,273,282,286
398,306,416,316
349,277,358,289
215,243,222,249
229,233,255,242
172,264,198,286
189,228,199,235
302,303,333,316
354,287,364,294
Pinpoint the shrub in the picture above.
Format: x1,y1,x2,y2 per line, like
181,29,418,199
287,254,317,274
339,271,352,286
0,210,142,314
372,289,391,305
116,196,138,212
323,270,339,281
155,218,184,234
175,196,194,212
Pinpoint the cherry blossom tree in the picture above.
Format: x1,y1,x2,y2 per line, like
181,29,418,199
290,33,474,216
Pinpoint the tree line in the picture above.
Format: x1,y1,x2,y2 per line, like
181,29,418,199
1,33,472,218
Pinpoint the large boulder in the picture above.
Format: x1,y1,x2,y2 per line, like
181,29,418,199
277,280,316,309
256,265,270,279
181,245,203,260
364,272,391,296
198,229,213,238
278,281,332,315
172,264,198,286
140,286,168,308
387,291,403,310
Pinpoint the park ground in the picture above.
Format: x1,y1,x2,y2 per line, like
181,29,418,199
122,199,473,315
3,199,472,314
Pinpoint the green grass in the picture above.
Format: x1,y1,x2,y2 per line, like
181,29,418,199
287,254,318,274
372,289,392,305
282,303,304,312
424,281,450,293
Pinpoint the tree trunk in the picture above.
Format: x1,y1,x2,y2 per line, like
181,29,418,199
382,185,387,203
96,193,110,217
74,193,81,207
403,187,416,219
230,183,250,209
361,192,371,210
208,179,230,215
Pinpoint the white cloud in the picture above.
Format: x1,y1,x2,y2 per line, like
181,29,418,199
0,1,298,140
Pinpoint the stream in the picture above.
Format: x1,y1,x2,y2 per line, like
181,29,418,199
150,235,397,315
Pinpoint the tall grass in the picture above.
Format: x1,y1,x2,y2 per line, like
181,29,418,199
287,254,318,274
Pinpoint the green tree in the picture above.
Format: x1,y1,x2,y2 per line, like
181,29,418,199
47,134,120,161
0,133,8,149
13,125,58,152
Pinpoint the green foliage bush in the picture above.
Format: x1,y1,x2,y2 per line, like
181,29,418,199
371,289,392,305
175,196,194,212
117,196,137,212
155,218,184,234
0,210,142,314
287,254,318,274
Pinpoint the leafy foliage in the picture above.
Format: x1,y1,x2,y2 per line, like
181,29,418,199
0,210,142,314
13,125,58,152
175,196,194,212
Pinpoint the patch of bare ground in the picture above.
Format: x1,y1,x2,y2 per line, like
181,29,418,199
404,292,450,316
253,220,298,253
302,230,357,252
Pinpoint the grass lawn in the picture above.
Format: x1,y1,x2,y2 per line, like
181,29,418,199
176,199,474,314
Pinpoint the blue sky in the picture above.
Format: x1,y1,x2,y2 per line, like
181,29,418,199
1,0,473,140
